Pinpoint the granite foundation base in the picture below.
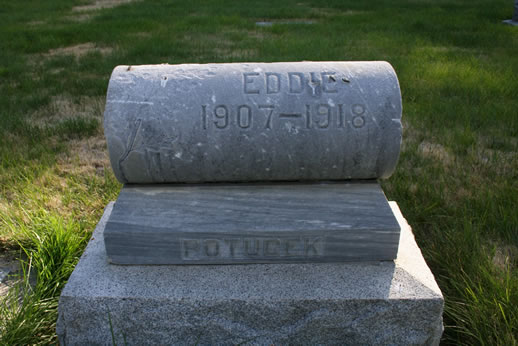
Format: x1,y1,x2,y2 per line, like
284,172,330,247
57,202,443,345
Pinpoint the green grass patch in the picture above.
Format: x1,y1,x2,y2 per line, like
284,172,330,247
52,117,100,138
0,0,517,343
0,212,88,344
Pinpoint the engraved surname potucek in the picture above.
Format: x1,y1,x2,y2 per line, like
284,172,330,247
181,237,324,261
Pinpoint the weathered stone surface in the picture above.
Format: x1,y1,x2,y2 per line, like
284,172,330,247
104,62,402,183
104,182,400,264
57,201,444,345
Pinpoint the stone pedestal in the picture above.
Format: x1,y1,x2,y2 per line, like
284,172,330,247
104,182,401,264
57,201,443,345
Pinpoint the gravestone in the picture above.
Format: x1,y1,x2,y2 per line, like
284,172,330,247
103,62,403,264
503,0,518,25
104,62,402,183
57,61,444,344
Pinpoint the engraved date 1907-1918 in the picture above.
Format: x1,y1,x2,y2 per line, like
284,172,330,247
201,103,366,130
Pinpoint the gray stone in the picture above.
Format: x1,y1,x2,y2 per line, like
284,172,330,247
57,201,444,345
104,182,400,264
104,62,402,183
0,268,8,283
0,255,20,284
503,0,518,25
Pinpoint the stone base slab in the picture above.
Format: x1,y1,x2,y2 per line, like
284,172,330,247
105,182,401,264
57,201,443,345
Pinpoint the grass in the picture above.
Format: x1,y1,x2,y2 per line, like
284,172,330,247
0,0,517,344
0,213,87,344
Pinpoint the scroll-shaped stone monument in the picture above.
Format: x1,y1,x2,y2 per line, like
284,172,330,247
58,61,444,345
104,62,402,183
102,62,403,264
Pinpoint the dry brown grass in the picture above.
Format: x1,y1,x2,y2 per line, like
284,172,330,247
183,33,259,60
183,33,233,46
72,0,139,12
212,47,258,59
294,2,366,17
258,18,316,23
65,13,94,22
32,95,104,126
310,8,365,17
57,136,109,178
418,141,455,166
247,30,267,40
44,43,113,59
130,32,152,39
492,244,518,271
27,20,46,26
391,121,517,205
0,134,110,231
67,0,140,21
